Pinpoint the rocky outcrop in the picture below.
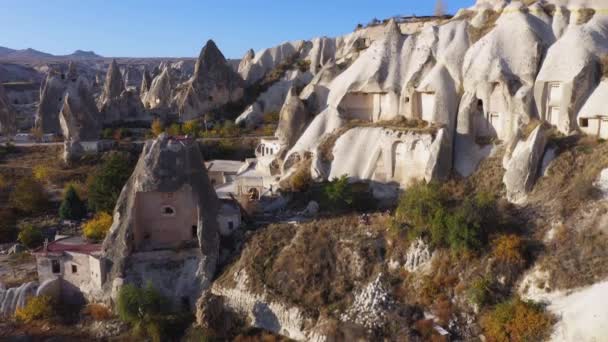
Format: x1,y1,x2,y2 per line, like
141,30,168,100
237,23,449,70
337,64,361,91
101,134,220,304
35,68,69,134
176,40,244,120
59,67,101,163
239,41,302,86
503,125,549,204
275,87,311,149
0,281,38,317
141,66,173,111
235,69,312,128
0,82,16,135
98,60,147,123
140,68,152,95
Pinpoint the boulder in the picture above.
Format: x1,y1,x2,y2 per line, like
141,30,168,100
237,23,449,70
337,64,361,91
503,125,549,204
275,87,311,149
101,134,221,305
176,40,244,120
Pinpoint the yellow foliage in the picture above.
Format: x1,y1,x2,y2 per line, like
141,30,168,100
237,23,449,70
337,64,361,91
0,174,7,190
151,119,164,137
492,234,525,267
83,212,113,242
33,165,51,182
182,120,201,137
14,295,54,323
481,298,554,342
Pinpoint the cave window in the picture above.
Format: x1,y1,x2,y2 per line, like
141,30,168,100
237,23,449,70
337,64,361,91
477,99,484,111
61,74,65,80
58,97,62,102
71,264,78,274
51,259,60,274
228,221,234,230
181,297,189,310
405,97,410,103
208,96,213,101
161,206,175,217
13,99,18,105
580,118,589,127
191,225,197,238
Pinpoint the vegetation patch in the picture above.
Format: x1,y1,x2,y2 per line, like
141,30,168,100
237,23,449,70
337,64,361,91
480,298,554,342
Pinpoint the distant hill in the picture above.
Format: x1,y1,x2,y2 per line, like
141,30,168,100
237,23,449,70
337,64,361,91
0,46,16,56
0,47,103,62
64,50,103,59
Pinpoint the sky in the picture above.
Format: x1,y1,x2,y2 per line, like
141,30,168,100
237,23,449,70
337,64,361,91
0,0,475,59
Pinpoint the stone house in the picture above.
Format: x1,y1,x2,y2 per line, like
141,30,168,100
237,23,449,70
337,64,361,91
577,80,608,139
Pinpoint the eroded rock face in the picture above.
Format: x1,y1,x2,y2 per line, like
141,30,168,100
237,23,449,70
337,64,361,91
101,134,220,305
98,60,147,124
275,87,311,149
176,40,244,120
141,66,173,111
0,83,16,135
503,125,549,204
35,69,69,134
140,68,152,95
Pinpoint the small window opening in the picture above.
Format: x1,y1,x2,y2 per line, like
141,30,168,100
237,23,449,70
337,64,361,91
51,260,60,274
161,206,175,216
13,99,18,105
228,221,234,230
477,99,484,110
580,118,589,128
208,96,213,101
58,97,62,102
71,264,78,273
191,225,197,238
181,296,189,310
61,74,65,80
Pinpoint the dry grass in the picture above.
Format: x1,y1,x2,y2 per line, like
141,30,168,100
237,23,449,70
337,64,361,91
468,10,501,44
539,224,608,290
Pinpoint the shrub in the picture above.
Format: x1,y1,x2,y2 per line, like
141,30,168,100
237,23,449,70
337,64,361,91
151,118,164,137
492,234,525,267
87,153,132,213
102,127,114,139
18,224,44,249
481,298,554,342
84,303,112,321
117,283,170,342
219,121,239,138
83,212,113,242
33,165,51,183
0,209,18,243
15,295,55,323
59,185,87,221
395,182,497,253
9,177,48,214
167,123,182,136
322,175,354,210
467,276,493,308
182,120,201,137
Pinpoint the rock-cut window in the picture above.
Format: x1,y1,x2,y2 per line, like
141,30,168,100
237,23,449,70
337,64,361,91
161,205,176,217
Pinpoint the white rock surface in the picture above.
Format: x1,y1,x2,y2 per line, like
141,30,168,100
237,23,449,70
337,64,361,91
594,168,608,199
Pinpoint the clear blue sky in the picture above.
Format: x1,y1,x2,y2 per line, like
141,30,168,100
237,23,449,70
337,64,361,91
0,0,475,59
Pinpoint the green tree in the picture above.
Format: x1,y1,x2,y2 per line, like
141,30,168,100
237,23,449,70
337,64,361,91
59,185,87,220
323,175,354,210
87,153,132,213
9,177,49,214
117,283,169,342
18,224,44,249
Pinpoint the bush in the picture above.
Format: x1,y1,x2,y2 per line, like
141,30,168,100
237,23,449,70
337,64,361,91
0,209,18,243
18,224,44,249
219,121,239,138
83,212,113,242
467,276,493,308
15,295,55,323
492,234,525,267
117,283,170,342
262,111,280,124
9,177,49,214
167,123,182,136
59,185,87,221
84,303,112,321
33,165,51,183
102,127,114,140
183,120,201,137
481,298,554,342
151,118,164,137
395,182,497,253
323,175,354,210
87,153,133,213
